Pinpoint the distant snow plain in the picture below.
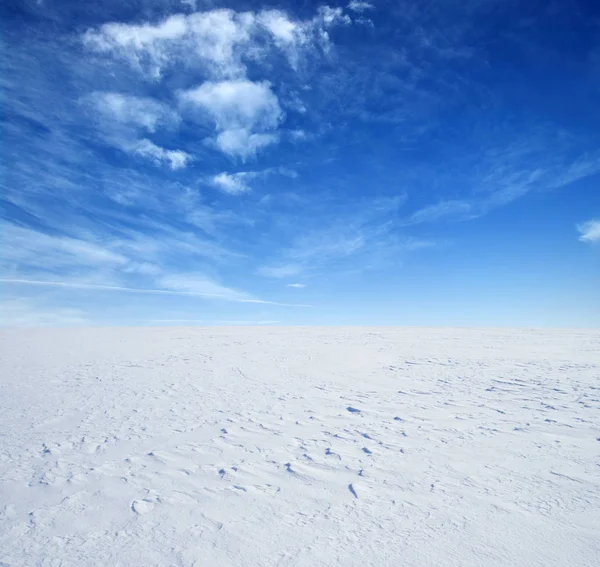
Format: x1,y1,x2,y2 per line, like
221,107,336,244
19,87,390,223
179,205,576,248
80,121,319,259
1,327,599,566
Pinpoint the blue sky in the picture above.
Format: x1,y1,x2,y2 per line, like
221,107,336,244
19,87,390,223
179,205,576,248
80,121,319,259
1,0,599,327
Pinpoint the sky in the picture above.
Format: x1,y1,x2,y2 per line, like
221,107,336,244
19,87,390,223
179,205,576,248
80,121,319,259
1,0,599,328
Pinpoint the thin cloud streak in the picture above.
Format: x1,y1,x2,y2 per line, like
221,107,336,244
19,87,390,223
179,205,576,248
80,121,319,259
0,279,312,308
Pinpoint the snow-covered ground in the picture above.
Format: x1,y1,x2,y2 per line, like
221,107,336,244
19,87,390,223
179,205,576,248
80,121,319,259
1,327,599,566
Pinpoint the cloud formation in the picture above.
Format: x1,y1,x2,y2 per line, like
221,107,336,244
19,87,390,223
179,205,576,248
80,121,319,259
180,79,282,158
87,92,179,132
0,298,88,328
83,7,351,79
4,0,599,327
132,139,190,169
577,219,600,243
347,1,375,13
210,167,297,194
81,7,353,161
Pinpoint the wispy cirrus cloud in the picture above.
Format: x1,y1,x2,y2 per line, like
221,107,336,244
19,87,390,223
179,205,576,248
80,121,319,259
404,140,600,225
348,1,375,13
1,223,128,271
406,200,474,225
81,92,189,168
257,263,304,279
5,0,599,329
577,219,600,243
0,218,311,308
0,278,311,307
156,273,254,301
86,92,179,133
0,297,88,328
146,318,280,325
256,196,433,279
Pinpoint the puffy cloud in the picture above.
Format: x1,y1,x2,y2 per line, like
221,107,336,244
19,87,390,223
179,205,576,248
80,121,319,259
180,79,282,158
132,139,190,169
83,7,352,159
215,130,279,159
83,14,188,79
211,172,252,194
259,10,298,43
83,7,350,80
180,80,281,130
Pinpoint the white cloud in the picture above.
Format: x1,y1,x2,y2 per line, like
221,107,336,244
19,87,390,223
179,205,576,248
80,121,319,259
180,79,282,159
0,277,308,307
88,92,178,132
0,297,88,328
407,200,474,224
577,219,600,243
317,6,352,26
211,172,252,194
288,230,365,261
1,223,127,270
157,273,255,301
289,129,308,141
257,264,304,278
347,1,375,13
83,8,351,159
83,92,186,167
122,261,162,276
257,196,411,278
0,221,243,302
83,14,188,79
147,318,280,325
215,129,279,159
132,139,190,169
259,10,298,43
210,166,297,194
190,79,283,129
287,283,306,288
83,8,350,80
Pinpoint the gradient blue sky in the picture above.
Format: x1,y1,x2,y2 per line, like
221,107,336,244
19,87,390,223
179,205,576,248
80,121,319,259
1,0,599,327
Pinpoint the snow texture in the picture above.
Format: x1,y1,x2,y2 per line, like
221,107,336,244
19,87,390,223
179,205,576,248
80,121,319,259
1,327,599,566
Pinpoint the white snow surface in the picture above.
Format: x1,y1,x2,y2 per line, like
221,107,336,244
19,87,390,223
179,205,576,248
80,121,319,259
1,326,599,566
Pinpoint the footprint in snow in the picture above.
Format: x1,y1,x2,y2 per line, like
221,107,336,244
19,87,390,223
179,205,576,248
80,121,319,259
347,407,361,413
